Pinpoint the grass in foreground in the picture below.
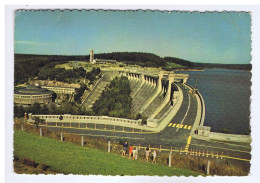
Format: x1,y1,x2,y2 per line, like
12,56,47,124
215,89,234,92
14,130,201,176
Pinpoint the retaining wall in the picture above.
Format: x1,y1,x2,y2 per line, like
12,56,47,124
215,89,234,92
28,114,142,127
209,132,251,143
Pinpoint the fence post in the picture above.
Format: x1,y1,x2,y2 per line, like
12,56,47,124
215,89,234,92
207,160,211,175
169,152,172,167
135,147,138,159
108,141,111,153
40,128,42,136
81,136,84,146
60,131,63,141
21,124,24,132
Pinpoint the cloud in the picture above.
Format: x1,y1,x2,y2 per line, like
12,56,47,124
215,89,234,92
15,41,42,45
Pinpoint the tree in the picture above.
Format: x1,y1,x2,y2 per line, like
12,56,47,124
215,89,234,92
92,76,132,118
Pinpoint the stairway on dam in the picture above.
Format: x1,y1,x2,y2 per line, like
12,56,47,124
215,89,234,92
81,73,115,110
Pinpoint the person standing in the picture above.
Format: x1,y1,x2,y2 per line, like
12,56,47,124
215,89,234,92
145,147,150,162
122,141,128,157
132,146,137,159
152,150,157,164
129,145,133,159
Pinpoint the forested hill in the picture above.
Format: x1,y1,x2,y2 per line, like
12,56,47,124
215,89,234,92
94,52,166,67
14,53,251,85
14,52,166,67
164,57,252,71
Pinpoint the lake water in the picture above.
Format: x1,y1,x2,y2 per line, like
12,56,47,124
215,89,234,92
176,69,251,135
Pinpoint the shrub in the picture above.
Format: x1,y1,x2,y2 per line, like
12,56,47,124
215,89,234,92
21,158,38,168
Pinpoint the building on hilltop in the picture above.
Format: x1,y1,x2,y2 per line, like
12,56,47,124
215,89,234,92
89,49,117,64
94,59,117,64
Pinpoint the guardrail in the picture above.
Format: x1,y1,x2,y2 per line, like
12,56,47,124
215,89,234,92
28,113,142,126
197,90,205,126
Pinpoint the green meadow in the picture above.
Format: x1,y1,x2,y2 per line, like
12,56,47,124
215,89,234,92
14,130,201,176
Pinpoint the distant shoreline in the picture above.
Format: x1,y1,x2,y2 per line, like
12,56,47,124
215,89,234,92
174,69,204,72
174,68,251,72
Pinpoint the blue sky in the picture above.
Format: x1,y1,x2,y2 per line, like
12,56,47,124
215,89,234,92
14,10,251,64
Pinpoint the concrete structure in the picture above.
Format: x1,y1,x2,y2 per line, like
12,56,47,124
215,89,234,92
94,59,117,64
28,113,142,128
30,80,80,89
14,85,54,105
89,49,94,63
197,126,211,137
41,85,76,95
120,71,189,128
25,71,190,131
147,118,159,128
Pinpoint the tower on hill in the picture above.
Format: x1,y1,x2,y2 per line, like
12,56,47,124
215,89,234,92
89,49,94,63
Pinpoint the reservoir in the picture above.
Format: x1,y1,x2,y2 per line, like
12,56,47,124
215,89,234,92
176,69,251,135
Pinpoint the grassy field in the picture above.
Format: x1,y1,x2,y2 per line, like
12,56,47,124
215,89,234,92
55,61,163,73
14,130,202,176
166,62,187,69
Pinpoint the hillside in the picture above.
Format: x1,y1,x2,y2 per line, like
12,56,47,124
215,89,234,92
14,53,251,84
94,52,166,67
13,130,201,176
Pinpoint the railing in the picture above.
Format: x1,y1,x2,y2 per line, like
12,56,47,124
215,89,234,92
28,113,142,126
197,90,205,126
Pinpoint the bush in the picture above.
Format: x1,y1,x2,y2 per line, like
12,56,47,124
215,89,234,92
40,163,49,171
21,158,38,168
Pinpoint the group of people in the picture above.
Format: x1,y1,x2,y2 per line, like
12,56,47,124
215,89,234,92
122,141,137,159
122,141,157,163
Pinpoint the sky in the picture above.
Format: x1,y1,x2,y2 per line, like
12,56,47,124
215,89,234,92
14,10,251,64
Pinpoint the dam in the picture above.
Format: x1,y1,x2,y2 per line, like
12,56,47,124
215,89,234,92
26,70,251,162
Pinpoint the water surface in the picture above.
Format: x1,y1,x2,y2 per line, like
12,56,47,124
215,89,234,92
176,69,251,134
